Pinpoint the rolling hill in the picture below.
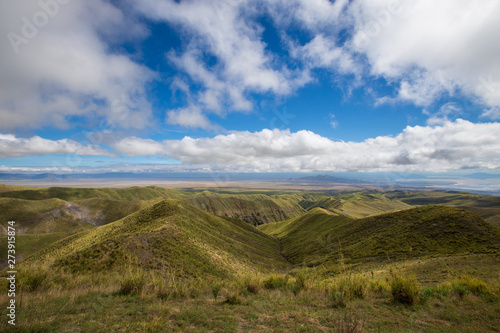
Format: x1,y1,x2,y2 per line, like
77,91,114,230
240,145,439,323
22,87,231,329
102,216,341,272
386,190,500,228
259,205,500,269
299,191,411,219
19,199,289,278
0,186,310,268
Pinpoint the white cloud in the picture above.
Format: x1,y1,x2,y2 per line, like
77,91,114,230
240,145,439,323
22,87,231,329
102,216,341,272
426,102,464,126
0,134,115,158
329,114,338,128
0,0,153,131
111,120,500,172
295,35,359,75
347,0,500,111
166,105,217,130
130,0,313,126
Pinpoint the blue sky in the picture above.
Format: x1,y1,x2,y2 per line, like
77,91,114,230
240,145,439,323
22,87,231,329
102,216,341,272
1,0,500,174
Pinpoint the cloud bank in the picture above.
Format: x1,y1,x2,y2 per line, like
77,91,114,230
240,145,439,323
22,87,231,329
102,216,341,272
112,120,500,172
0,134,115,158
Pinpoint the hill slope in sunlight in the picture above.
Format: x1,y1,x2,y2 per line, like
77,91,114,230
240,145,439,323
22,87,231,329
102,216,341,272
20,200,289,278
259,205,500,268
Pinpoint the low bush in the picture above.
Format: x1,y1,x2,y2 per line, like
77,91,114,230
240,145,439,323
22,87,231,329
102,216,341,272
224,292,242,305
390,273,420,305
264,275,287,289
452,276,497,300
211,284,222,301
116,276,144,296
330,291,347,308
243,277,260,294
18,267,47,292
290,283,302,296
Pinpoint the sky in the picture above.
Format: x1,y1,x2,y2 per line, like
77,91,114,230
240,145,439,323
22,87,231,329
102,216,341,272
1,0,500,175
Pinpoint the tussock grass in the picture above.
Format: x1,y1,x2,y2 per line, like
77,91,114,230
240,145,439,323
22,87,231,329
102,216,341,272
2,268,498,332
389,270,420,305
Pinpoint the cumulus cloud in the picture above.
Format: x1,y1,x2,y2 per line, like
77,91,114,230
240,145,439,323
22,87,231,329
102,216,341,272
347,0,500,111
0,134,116,158
130,0,313,126
166,104,220,130
0,0,153,131
111,120,500,172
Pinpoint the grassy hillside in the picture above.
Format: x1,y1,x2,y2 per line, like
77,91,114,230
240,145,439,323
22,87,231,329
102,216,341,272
0,197,148,233
0,187,308,270
0,184,39,193
260,206,500,269
0,196,159,269
19,199,289,278
386,190,500,207
299,191,412,219
187,191,305,225
0,186,308,226
0,186,182,201
386,190,500,228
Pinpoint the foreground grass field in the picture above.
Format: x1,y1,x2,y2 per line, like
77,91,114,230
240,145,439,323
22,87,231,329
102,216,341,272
1,265,499,332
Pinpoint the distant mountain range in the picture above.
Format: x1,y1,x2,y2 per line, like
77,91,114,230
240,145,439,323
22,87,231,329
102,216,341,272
0,172,211,181
294,175,367,184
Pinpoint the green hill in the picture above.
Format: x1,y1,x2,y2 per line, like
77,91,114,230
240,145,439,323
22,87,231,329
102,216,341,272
0,186,307,226
0,196,155,268
0,187,307,269
260,205,500,269
0,186,181,201
186,191,305,225
299,192,412,219
19,199,288,278
386,190,500,228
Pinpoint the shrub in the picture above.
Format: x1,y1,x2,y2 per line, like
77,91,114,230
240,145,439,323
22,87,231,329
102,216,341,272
290,283,302,296
434,283,451,300
350,277,367,299
336,276,368,300
19,268,47,292
419,287,435,303
264,275,287,290
453,284,469,298
117,276,144,296
390,274,420,305
224,292,242,305
211,284,222,301
330,291,346,308
452,276,495,299
244,277,260,294
295,272,307,289
370,280,389,294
